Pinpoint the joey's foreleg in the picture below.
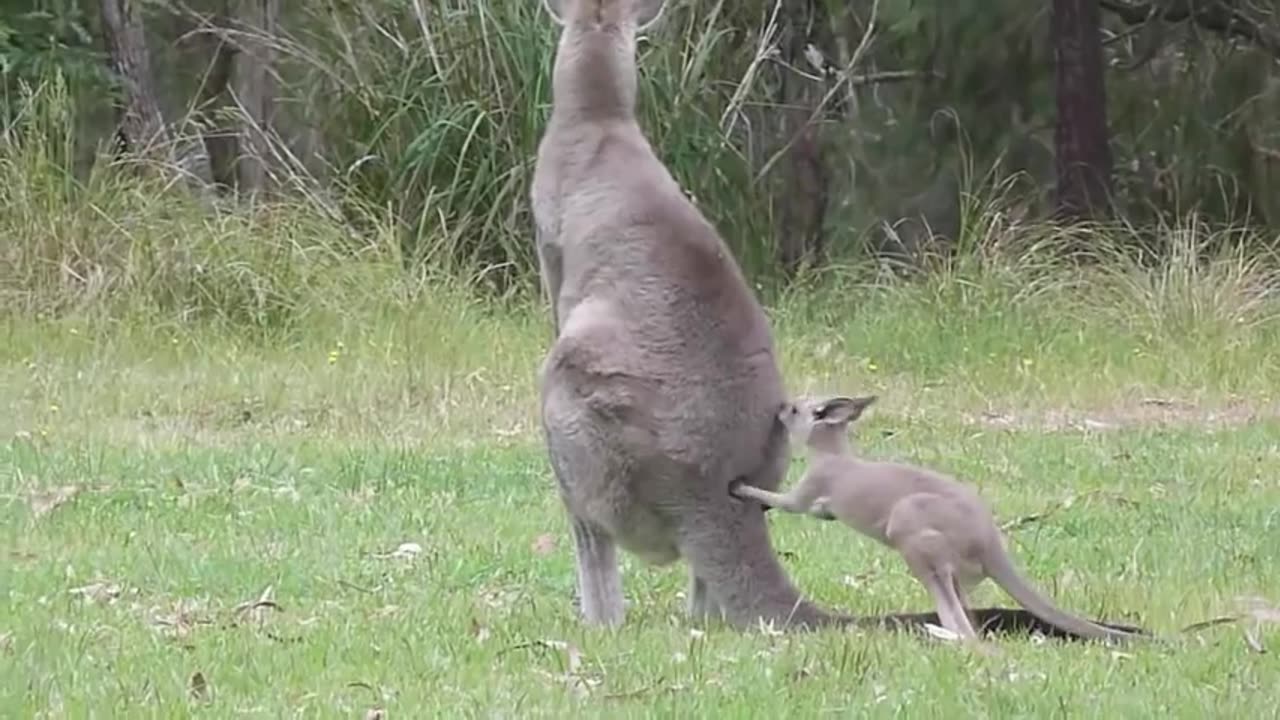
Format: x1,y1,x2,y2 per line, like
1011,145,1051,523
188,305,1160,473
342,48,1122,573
730,477,825,516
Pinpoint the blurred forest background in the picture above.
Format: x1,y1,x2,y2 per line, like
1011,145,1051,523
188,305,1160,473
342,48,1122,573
2,0,1279,319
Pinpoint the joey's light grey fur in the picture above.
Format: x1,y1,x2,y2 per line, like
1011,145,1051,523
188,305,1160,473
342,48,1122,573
732,395,1139,643
529,0,1145,639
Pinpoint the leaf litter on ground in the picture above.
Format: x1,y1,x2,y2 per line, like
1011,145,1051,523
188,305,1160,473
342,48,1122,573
188,670,209,702
372,542,422,560
1179,595,1280,653
233,585,284,627
29,484,83,518
68,580,125,605
501,639,600,698
530,533,557,556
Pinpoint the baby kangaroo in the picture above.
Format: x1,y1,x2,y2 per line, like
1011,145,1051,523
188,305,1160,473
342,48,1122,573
731,395,1137,644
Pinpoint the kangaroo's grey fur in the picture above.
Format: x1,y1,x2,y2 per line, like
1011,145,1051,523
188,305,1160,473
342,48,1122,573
530,0,1146,640
732,395,1139,643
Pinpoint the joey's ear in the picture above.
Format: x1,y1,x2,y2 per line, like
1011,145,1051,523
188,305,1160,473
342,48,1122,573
541,0,568,26
634,0,667,31
813,395,877,424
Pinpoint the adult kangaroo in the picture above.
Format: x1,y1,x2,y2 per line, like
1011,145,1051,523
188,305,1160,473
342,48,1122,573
530,0,1143,640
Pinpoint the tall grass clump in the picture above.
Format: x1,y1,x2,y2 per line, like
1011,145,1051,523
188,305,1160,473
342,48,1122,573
0,76,423,333
279,0,781,285
768,176,1280,403
280,2,552,285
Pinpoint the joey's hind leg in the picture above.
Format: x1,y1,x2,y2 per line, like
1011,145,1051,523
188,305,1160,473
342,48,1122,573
935,571,979,639
570,516,625,627
951,576,982,637
940,575,1003,655
917,569,978,639
908,561,1003,654
898,535,979,640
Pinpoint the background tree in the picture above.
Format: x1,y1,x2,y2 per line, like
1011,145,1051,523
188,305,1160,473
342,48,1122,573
222,0,279,197
1052,0,1113,220
98,0,158,153
772,0,834,275
90,0,282,200
4,0,1279,285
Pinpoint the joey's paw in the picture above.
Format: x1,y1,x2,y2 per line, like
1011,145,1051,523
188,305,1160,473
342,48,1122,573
727,477,747,498
810,498,837,521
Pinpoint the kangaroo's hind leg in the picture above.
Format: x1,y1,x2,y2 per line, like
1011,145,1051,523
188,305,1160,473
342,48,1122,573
688,570,724,622
568,515,624,626
543,415,626,627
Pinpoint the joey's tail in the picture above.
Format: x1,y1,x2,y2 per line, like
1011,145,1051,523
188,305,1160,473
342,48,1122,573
982,543,1136,643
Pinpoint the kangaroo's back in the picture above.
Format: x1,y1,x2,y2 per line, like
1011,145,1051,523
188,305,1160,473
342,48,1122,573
533,3,783,471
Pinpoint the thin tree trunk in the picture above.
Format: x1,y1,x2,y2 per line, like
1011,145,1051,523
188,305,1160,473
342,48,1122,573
99,0,168,156
196,22,239,193
99,0,215,194
1052,0,1113,220
229,0,280,198
774,0,832,276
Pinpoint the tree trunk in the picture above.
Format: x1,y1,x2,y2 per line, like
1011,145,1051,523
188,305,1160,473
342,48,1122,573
194,20,239,193
774,0,831,276
1052,0,1113,220
229,0,280,198
99,0,168,156
99,0,215,194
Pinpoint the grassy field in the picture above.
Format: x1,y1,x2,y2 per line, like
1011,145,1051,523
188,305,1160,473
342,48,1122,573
3,9,1279,711
4,236,1280,717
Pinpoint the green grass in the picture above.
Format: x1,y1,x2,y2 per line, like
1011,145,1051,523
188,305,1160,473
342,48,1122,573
5,66,1280,716
2,400,1279,715
4,259,1280,715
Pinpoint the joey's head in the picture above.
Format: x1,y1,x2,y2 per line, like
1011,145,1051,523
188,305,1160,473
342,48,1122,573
540,0,666,120
778,395,877,454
